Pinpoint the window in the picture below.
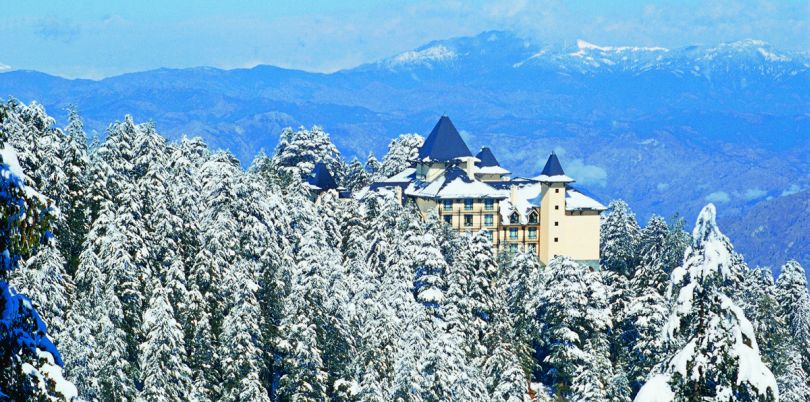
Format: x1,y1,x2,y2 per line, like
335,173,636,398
443,199,453,210
443,215,452,224
484,199,494,210
528,244,537,254
528,212,538,224
555,205,560,210
555,188,560,193
554,221,559,226
554,237,559,242
510,212,519,224
484,230,493,241
509,228,518,240
528,227,537,240
464,214,473,227
508,244,518,253
484,214,493,226
464,199,473,211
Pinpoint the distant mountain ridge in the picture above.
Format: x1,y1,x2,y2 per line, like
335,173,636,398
1,30,809,273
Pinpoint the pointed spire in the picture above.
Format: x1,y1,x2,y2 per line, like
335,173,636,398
475,147,500,167
307,162,338,190
417,116,473,162
540,152,565,176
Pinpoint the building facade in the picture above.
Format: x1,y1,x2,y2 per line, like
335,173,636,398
370,116,605,266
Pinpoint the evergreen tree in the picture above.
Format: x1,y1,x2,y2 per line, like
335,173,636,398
776,260,810,394
59,106,89,273
344,157,370,192
9,243,74,346
271,125,346,183
220,261,269,402
379,133,424,178
138,282,192,401
600,200,641,276
635,204,777,402
536,257,612,399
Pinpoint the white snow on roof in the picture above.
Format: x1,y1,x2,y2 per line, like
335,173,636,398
382,167,415,183
437,177,504,199
475,165,511,175
534,174,574,183
566,188,606,211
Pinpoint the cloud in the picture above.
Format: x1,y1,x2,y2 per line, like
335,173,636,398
705,191,731,203
741,188,767,201
0,62,10,72
35,17,81,43
566,159,607,187
656,183,669,191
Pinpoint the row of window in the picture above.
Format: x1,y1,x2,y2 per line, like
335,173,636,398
442,198,496,211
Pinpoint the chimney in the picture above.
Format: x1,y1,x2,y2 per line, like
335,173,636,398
510,185,518,204
465,157,475,180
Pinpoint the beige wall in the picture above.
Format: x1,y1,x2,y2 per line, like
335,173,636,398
408,185,599,264
557,211,601,262
539,183,566,264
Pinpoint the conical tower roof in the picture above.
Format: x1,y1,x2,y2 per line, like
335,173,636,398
417,116,473,162
540,152,565,176
475,147,500,167
307,162,338,190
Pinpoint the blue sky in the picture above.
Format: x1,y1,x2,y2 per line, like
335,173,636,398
2,0,808,78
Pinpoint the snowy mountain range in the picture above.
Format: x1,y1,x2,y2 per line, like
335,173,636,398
1,30,809,272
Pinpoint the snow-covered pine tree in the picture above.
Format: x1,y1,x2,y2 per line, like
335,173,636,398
219,260,269,402
600,200,641,276
740,268,791,380
621,215,670,392
271,125,346,183
0,102,77,401
364,152,382,182
9,242,74,346
776,260,810,394
58,106,89,273
379,133,424,178
537,257,613,399
504,252,541,375
344,157,370,192
138,281,192,401
635,204,778,402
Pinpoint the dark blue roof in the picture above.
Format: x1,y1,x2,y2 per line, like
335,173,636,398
307,162,338,190
475,147,500,167
417,116,473,162
540,152,566,176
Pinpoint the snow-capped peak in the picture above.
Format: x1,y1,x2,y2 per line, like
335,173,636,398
391,45,457,65
573,39,669,55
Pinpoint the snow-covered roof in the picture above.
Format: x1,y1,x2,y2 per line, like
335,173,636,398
403,166,507,199
565,187,606,211
416,116,473,162
475,165,511,175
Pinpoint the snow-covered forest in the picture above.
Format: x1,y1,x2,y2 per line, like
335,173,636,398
1,99,809,401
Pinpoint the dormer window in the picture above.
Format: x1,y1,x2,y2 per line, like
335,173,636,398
528,211,538,224
510,212,519,224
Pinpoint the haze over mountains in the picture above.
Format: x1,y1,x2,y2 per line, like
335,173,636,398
1,30,808,273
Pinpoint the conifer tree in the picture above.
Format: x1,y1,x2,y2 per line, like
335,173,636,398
635,204,777,402
379,133,424,178
9,243,74,345
138,282,192,402
59,106,89,273
600,200,641,276
776,260,810,393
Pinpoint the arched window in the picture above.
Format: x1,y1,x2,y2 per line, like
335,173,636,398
510,212,519,224
528,211,538,224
